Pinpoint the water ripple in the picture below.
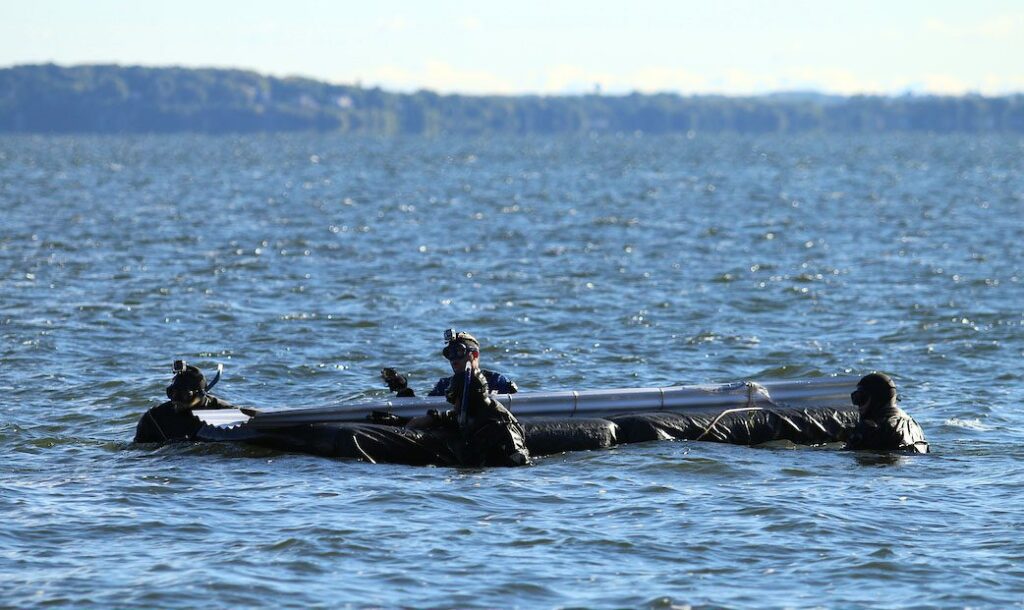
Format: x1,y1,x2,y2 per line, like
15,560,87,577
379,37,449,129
2,133,1024,608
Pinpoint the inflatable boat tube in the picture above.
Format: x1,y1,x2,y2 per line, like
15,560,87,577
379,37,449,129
191,377,860,464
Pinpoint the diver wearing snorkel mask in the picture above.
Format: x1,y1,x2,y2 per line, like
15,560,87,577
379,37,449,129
133,360,238,443
386,330,529,466
381,329,518,398
844,372,928,454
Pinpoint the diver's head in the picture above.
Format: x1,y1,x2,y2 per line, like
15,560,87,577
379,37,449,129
166,360,208,410
851,372,897,416
442,329,480,373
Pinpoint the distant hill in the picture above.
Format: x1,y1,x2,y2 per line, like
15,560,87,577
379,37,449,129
2,63,1022,135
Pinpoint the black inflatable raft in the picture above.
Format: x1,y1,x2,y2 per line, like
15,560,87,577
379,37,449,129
189,377,860,465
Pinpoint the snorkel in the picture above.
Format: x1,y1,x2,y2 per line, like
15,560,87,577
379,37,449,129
443,329,477,429
206,363,223,392
458,359,472,429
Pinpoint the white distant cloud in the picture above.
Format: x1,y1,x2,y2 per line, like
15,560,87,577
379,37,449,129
543,64,617,94
721,69,768,93
377,17,411,32
777,67,887,95
545,65,891,96
924,13,1024,40
459,17,482,31
919,74,970,95
981,73,1024,93
3,3,1023,97
361,60,1021,96
622,67,712,94
368,60,517,94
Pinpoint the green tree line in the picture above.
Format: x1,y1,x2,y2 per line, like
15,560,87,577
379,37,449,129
2,64,1022,135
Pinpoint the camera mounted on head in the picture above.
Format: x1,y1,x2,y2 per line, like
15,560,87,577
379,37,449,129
442,328,480,361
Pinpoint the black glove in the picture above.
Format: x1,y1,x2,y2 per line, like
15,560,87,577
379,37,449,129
380,368,409,393
367,410,411,426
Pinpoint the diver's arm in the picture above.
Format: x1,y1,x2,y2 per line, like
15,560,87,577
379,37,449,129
407,408,459,430
427,377,450,397
134,406,169,443
381,368,416,397
488,371,518,394
887,415,930,453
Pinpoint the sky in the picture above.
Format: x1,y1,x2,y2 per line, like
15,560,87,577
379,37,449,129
2,0,1023,96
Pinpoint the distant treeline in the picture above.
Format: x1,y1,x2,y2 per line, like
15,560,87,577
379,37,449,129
2,63,1023,135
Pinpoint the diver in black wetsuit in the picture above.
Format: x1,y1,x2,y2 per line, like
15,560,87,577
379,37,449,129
133,361,236,443
381,333,518,398
844,372,928,454
390,330,529,467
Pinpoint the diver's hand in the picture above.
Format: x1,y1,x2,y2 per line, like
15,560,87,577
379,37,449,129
380,368,409,393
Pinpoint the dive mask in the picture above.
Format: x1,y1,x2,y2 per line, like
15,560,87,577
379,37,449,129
442,328,479,361
443,342,477,361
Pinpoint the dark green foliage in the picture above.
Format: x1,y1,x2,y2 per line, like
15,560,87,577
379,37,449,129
2,63,1022,134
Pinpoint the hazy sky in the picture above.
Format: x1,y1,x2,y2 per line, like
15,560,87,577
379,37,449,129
2,0,1022,95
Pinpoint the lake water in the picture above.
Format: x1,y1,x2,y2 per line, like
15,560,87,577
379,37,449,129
2,133,1023,608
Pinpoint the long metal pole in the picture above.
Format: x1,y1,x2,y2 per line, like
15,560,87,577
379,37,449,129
194,376,861,430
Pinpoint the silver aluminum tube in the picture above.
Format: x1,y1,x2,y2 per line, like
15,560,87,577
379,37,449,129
195,376,860,430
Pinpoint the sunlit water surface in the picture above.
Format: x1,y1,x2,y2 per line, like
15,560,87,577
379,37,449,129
2,134,1023,608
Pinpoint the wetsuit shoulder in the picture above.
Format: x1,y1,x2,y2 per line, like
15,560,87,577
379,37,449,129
134,402,201,443
845,409,928,453
885,411,929,453
482,370,518,394
134,403,171,443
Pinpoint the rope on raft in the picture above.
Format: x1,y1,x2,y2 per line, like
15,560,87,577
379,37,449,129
695,381,769,441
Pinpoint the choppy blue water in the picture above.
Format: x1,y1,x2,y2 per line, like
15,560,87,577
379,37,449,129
2,133,1023,609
